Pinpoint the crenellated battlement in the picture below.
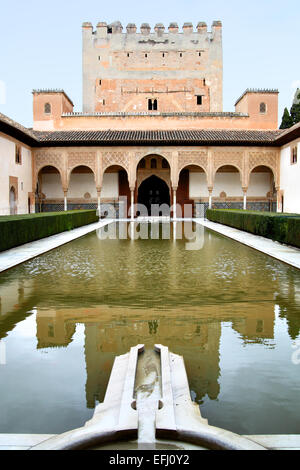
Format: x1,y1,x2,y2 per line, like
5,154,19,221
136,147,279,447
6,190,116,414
82,20,222,38
82,20,223,114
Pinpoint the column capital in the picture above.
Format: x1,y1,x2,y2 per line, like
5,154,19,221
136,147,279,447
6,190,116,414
242,187,248,193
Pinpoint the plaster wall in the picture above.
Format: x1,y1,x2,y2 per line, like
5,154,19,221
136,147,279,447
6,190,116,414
212,173,243,197
0,134,33,215
101,172,119,198
247,173,272,197
280,140,300,213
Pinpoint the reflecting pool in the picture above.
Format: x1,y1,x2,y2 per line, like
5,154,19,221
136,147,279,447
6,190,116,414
0,222,299,435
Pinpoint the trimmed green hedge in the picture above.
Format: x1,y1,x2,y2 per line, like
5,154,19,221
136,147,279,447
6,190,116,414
0,210,99,252
206,209,300,249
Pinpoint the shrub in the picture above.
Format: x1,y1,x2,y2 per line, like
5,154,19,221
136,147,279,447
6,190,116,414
206,209,300,249
0,210,98,252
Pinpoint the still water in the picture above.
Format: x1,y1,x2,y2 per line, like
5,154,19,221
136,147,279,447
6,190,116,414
0,222,299,435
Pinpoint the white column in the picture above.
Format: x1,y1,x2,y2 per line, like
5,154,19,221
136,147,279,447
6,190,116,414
243,190,247,210
208,190,212,209
130,189,134,220
97,189,101,218
64,191,68,211
173,189,177,219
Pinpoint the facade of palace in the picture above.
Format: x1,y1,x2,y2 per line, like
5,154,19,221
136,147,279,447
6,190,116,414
0,21,299,216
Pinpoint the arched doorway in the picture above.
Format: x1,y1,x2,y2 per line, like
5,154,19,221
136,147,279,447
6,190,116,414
138,175,170,215
36,165,63,212
9,186,16,215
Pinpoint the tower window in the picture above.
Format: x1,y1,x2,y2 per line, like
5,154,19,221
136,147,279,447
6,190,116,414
145,53,148,58
179,52,183,57
203,79,206,86
197,95,202,105
162,53,165,58
198,52,201,56
98,56,101,61
99,79,102,85
260,102,267,114
44,102,51,114
127,53,130,57
148,99,158,111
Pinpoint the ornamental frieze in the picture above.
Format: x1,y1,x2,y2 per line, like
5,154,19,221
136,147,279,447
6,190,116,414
34,152,64,175
212,151,244,173
102,151,130,171
178,151,208,172
248,151,278,173
67,151,96,172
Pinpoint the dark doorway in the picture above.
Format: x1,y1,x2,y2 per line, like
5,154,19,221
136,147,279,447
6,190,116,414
138,175,170,215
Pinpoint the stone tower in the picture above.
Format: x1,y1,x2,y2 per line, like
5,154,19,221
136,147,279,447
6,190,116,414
82,21,223,114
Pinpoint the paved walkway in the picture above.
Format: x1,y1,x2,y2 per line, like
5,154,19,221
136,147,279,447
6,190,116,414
196,219,300,270
0,219,112,273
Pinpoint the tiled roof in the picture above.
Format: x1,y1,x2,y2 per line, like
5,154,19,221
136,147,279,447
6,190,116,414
33,128,284,146
0,112,37,145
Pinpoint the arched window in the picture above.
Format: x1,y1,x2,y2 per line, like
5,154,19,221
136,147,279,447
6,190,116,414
151,158,157,169
44,103,51,114
138,158,146,169
260,102,266,114
153,99,158,111
162,158,169,168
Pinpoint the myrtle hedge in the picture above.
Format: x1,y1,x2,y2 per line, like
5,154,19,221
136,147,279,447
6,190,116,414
206,209,300,249
0,210,98,252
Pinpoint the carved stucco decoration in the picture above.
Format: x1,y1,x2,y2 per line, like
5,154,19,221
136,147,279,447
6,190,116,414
102,151,130,173
248,151,279,187
178,151,208,173
68,152,96,173
34,151,64,185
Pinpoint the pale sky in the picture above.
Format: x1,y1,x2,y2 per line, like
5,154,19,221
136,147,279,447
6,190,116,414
0,0,299,127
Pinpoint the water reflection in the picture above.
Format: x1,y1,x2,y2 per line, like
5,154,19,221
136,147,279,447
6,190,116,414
0,222,299,434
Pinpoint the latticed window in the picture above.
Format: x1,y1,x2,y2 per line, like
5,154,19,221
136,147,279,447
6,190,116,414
291,146,298,164
259,102,266,113
44,103,51,114
15,144,21,164
151,158,157,169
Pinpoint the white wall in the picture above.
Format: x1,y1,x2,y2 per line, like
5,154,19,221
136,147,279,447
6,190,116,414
189,172,209,197
41,173,64,198
212,172,243,197
0,134,33,214
68,172,96,198
280,140,300,213
101,172,119,198
247,172,271,197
